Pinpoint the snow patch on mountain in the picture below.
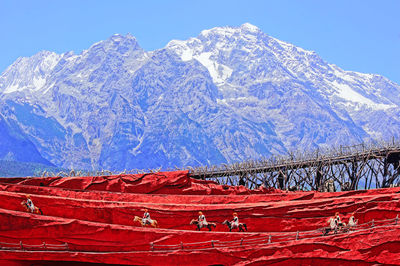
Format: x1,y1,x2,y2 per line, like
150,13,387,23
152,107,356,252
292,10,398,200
1,51,62,94
167,40,233,84
329,80,395,110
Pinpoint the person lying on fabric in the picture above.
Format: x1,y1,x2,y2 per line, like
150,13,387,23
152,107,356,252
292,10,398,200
142,209,152,226
348,213,358,227
198,211,208,227
231,212,239,229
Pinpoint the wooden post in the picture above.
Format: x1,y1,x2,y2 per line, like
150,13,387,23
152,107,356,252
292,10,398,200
20,241,23,250
316,164,322,191
296,231,299,240
240,238,243,246
268,235,271,243
211,240,214,248
150,242,154,251
371,219,374,227
278,172,284,190
181,242,183,250
43,242,46,249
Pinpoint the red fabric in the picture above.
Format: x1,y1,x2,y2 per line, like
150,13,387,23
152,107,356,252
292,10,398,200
0,171,399,265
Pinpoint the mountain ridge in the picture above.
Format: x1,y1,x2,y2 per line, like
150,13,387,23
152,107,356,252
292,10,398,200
1,23,399,171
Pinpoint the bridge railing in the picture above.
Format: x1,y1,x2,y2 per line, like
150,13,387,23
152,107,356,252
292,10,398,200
32,140,400,191
188,141,400,190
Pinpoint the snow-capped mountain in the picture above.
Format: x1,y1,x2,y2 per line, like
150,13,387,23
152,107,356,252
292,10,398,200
1,23,399,171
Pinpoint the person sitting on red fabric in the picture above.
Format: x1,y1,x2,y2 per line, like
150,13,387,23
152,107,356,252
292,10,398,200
198,211,208,227
231,212,239,229
142,209,152,226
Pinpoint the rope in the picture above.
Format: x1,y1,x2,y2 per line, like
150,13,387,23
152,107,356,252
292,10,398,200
152,243,181,248
0,242,20,246
0,241,68,251
21,243,46,247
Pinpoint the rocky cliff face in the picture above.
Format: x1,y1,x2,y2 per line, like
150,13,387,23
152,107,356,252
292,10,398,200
1,24,399,170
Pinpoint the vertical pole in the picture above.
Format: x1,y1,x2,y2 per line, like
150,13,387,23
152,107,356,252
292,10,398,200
268,235,271,243
150,242,154,251
43,242,46,249
296,231,299,240
316,164,322,191
371,219,374,227
396,215,398,225
20,241,23,250
181,242,184,250
278,172,284,190
240,238,243,246
211,240,214,248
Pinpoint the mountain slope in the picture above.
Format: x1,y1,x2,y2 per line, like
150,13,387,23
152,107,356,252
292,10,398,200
0,105,53,166
0,24,399,170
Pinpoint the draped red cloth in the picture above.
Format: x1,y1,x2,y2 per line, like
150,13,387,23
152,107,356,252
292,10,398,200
0,171,399,265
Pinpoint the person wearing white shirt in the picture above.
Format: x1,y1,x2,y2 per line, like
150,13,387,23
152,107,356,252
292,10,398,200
142,209,152,226
348,213,358,227
198,211,208,227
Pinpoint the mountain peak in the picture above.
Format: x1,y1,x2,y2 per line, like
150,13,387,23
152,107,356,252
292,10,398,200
199,23,261,38
108,33,137,42
85,33,143,56
240,23,260,33
105,33,139,46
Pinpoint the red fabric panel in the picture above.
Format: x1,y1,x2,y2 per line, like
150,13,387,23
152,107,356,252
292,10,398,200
0,170,399,264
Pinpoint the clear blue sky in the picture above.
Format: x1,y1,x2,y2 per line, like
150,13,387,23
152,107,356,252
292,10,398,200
1,0,399,84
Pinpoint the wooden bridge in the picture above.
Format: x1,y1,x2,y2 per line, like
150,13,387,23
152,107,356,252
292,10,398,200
189,141,400,191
